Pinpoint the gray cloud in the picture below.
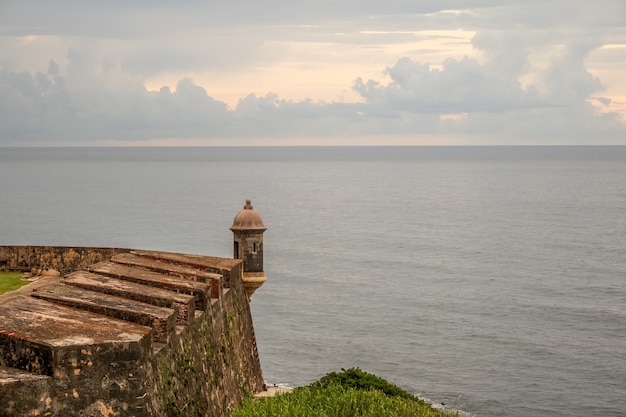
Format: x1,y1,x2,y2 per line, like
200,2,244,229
349,30,625,142
0,1,625,145
1,47,621,146
353,55,538,114
0,1,489,34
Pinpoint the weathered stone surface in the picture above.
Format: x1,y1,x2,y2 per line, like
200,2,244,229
64,270,196,325
0,297,152,354
112,252,222,282
131,249,240,286
88,261,213,310
132,249,241,271
32,284,176,343
145,271,265,417
0,246,264,417
0,246,130,273
0,295,153,415
0,366,53,417
0,365,51,385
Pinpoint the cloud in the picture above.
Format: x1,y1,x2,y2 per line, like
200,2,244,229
0,1,625,145
0,37,624,146
0,53,231,143
353,55,538,114
348,29,626,143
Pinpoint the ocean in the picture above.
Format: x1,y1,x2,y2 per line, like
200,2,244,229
0,146,624,417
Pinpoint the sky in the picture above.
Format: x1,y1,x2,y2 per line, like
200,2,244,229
1,1,626,146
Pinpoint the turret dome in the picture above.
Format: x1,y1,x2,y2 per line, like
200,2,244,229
230,199,267,232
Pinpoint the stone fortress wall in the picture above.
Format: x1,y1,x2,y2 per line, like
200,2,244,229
0,246,131,274
0,244,265,417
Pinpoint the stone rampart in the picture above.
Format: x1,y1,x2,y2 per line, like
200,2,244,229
0,246,131,274
0,246,265,417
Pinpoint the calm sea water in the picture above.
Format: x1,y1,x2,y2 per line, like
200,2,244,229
1,146,624,417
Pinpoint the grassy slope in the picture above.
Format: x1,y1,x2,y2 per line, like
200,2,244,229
0,272,29,294
230,368,456,417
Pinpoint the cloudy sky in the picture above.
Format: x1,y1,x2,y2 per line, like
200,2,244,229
1,1,626,146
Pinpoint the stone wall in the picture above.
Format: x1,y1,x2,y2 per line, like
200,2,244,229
0,246,265,417
145,273,264,416
0,245,131,274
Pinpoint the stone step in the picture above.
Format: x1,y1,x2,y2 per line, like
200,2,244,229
32,284,176,343
0,365,53,415
130,249,239,273
112,252,223,283
111,252,224,296
0,296,151,376
87,261,213,310
64,271,196,325
0,365,51,384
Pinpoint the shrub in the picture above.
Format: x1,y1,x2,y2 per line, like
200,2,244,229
229,368,456,417
309,367,418,402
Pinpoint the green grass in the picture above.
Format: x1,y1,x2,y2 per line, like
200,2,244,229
229,368,456,417
0,272,29,295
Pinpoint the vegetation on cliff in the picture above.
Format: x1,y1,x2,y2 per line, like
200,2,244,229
230,368,456,417
0,272,28,294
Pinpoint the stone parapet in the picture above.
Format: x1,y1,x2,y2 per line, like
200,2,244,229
0,246,264,417
0,246,131,274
